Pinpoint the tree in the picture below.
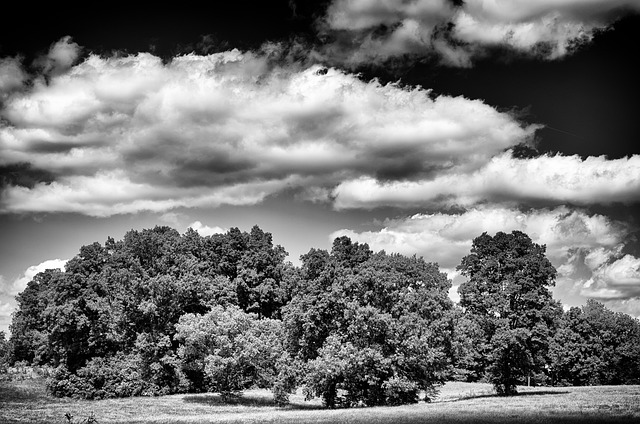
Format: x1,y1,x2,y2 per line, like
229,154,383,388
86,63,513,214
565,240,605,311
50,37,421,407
457,231,560,395
235,226,289,319
549,300,640,386
175,305,289,400
285,240,454,407
9,269,61,364
0,331,9,369
449,308,487,382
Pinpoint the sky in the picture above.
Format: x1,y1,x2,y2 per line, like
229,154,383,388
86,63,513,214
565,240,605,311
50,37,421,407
1,0,639,334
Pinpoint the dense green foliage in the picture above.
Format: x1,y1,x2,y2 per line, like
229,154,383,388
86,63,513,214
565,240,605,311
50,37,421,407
5,225,640,405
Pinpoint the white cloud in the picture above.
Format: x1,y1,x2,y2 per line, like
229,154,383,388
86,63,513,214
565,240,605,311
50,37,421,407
582,254,640,299
159,212,186,226
0,57,27,98
35,36,81,75
325,0,454,31
0,48,537,216
330,206,639,311
0,301,13,335
188,221,226,237
320,0,640,65
3,258,68,296
333,152,640,209
1,170,304,217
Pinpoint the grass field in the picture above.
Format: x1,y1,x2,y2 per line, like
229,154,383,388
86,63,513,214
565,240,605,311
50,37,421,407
1,379,639,424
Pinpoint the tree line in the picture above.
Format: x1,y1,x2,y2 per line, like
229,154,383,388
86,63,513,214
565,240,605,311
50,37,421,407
2,225,639,406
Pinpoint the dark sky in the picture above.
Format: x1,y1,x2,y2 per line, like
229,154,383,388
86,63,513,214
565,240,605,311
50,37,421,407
1,0,639,332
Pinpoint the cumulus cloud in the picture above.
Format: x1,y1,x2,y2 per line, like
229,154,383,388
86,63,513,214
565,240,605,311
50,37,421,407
582,254,640,299
319,0,640,66
34,36,81,75
188,221,226,236
330,206,640,314
0,47,539,216
333,152,640,209
0,41,638,219
2,258,68,296
0,57,27,98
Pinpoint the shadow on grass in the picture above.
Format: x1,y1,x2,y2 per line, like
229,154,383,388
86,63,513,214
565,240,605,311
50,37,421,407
0,379,52,403
182,393,324,410
183,393,275,407
447,389,571,403
513,390,571,396
182,393,326,411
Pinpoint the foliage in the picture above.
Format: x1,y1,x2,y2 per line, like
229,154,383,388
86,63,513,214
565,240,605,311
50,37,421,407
7,224,640,407
457,231,561,395
47,346,185,399
448,309,488,382
549,300,640,386
9,224,291,399
286,238,454,407
0,331,9,371
175,305,289,402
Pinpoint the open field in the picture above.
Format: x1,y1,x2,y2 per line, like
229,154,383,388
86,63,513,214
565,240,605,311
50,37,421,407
1,379,639,424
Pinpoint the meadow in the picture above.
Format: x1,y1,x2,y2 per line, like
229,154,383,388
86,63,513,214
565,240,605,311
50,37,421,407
1,379,639,424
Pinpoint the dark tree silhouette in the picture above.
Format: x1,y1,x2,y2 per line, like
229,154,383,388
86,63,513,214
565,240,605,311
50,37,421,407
457,231,561,395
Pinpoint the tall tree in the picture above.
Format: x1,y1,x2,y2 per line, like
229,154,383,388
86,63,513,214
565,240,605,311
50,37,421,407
457,231,560,395
285,240,454,407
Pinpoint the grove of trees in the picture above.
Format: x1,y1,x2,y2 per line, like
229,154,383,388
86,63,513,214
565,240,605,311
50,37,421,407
5,226,640,405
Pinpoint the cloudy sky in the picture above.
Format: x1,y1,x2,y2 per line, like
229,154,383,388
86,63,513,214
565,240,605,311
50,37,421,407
1,1,639,334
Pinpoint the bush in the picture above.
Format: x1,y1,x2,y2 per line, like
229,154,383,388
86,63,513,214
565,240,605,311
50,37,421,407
48,353,150,399
175,306,289,402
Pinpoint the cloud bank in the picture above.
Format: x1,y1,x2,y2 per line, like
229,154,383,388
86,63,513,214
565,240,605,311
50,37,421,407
1,44,539,216
1,40,639,218
320,0,640,66
332,153,640,209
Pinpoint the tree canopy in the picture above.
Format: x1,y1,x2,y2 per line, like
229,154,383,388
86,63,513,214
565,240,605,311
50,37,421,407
5,226,640,404
457,231,562,395
284,239,453,406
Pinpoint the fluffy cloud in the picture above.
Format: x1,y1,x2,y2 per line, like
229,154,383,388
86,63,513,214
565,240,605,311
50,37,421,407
2,258,68,296
0,45,538,216
320,0,640,66
333,152,640,209
34,35,81,75
582,254,640,299
331,206,640,315
1,39,638,218
0,57,27,98
188,221,226,236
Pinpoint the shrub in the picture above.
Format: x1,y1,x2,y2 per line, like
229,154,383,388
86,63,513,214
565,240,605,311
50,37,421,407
48,353,150,399
175,305,289,402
